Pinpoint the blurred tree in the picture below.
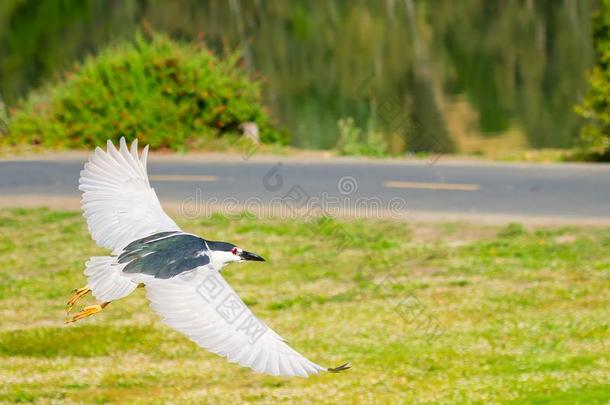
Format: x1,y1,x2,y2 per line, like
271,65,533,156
0,0,598,152
575,0,610,158
430,0,594,148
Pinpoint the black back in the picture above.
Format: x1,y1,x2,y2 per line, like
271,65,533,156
119,232,210,279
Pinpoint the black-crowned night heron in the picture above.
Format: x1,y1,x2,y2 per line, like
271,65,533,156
65,138,349,377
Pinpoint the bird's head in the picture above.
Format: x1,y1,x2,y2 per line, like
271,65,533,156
206,241,265,270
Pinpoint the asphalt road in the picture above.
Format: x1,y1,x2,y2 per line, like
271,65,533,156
1,155,610,224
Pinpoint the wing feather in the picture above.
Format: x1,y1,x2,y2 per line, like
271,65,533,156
140,269,344,378
79,138,181,252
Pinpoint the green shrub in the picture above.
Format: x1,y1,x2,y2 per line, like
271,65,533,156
498,223,528,239
335,117,388,157
4,33,288,150
574,0,610,159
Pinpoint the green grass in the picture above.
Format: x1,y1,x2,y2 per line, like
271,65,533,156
1,209,609,403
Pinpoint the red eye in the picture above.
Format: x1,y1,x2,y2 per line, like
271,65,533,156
231,247,238,255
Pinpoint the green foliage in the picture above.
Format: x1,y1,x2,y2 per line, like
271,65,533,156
593,0,610,59
335,117,388,157
4,33,288,150
0,2,600,152
575,0,610,159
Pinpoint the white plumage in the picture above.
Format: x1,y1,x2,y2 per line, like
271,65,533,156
80,138,181,253
139,271,326,377
76,138,347,378
84,256,137,302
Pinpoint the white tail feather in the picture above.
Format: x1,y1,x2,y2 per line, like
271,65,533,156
85,256,137,302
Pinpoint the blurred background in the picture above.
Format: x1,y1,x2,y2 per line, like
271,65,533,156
0,0,598,154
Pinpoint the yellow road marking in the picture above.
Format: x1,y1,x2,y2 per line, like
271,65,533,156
384,180,480,191
149,175,218,182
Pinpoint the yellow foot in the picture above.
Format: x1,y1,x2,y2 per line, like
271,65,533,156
65,302,109,324
66,287,92,314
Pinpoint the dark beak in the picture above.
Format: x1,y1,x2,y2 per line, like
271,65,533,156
240,251,265,262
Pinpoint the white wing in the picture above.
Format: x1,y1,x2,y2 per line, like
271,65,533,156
141,269,349,377
79,138,181,252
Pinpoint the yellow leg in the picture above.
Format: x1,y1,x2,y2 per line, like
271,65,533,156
66,286,91,314
65,302,110,324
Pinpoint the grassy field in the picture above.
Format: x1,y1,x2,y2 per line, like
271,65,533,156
0,208,609,404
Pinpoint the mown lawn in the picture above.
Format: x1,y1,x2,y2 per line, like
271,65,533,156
0,208,609,404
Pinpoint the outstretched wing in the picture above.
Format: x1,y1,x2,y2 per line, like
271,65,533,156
79,138,181,252
140,269,349,377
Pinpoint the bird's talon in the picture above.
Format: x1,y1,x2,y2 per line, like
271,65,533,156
66,287,91,313
65,303,108,324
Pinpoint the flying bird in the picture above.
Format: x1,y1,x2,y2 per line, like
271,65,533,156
65,138,349,378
